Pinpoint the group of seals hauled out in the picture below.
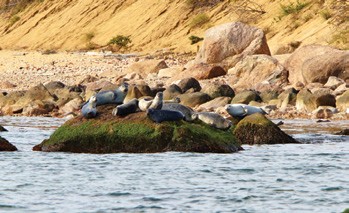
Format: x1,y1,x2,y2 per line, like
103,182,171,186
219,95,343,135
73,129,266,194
81,83,267,130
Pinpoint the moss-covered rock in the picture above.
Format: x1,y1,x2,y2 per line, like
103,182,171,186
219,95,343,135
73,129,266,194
233,113,299,145
33,105,241,153
0,136,17,151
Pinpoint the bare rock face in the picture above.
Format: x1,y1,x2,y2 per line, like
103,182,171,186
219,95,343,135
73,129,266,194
285,45,349,85
227,54,288,91
0,136,17,151
127,59,168,77
191,22,270,68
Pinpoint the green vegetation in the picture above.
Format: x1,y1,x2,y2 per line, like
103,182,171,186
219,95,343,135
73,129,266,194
189,35,204,45
40,112,239,153
280,1,310,15
329,29,349,49
84,32,95,42
9,15,20,26
190,13,210,28
108,35,131,48
185,0,222,8
320,10,332,20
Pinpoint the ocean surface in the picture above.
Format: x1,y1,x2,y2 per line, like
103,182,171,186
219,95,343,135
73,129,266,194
0,116,348,213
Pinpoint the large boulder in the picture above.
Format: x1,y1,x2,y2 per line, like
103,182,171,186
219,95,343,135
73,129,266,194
33,106,241,153
227,54,288,91
233,113,299,145
178,92,211,107
191,22,270,68
175,77,201,93
0,136,17,151
201,83,235,99
231,90,261,104
296,88,336,112
285,45,349,85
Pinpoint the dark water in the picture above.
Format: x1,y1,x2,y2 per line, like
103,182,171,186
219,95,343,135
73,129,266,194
0,116,348,213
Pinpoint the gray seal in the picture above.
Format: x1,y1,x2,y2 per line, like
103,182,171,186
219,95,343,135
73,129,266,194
147,108,184,123
138,92,163,111
81,95,97,118
161,103,195,121
225,104,267,118
192,112,232,130
95,82,129,106
112,98,139,116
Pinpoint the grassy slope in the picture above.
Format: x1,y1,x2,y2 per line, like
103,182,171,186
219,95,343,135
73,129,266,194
0,0,347,53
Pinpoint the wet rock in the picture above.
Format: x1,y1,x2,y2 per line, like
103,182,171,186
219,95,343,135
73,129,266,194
334,129,349,135
34,106,241,153
0,136,17,151
0,125,8,132
233,113,299,145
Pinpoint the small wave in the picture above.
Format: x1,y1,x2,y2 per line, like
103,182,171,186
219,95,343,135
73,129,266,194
0,204,24,209
321,186,344,191
107,192,131,197
143,197,163,202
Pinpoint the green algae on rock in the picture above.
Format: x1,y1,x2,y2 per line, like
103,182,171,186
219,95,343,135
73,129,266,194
233,113,299,145
33,105,241,153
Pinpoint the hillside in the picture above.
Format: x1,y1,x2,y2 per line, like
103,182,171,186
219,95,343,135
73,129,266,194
0,0,347,54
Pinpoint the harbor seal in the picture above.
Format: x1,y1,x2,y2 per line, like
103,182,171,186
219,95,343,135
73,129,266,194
161,103,195,121
94,82,129,106
225,104,267,118
112,98,139,116
192,112,232,130
138,92,163,111
81,95,97,118
147,108,184,123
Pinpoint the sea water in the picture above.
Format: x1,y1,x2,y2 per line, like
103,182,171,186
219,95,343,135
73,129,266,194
0,116,348,213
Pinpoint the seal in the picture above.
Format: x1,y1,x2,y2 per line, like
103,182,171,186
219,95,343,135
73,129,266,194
94,82,129,106
192,112,232,130
81,95,97,118
161,103,195,121
138,92,163,111
225,104,267,118
147,108,184,123
112,98,139,116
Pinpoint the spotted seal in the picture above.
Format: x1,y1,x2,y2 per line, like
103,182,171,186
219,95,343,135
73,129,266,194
225,104,267,118
81,95,97,118
147,108,184,123
138,92,163,111
94,82,129,106
161,103,195,121
112,98,139,116
192,112,232,130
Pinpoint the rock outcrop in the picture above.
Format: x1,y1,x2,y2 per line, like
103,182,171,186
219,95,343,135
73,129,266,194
0,136,17,151
33,105,241,153
233,113,299,145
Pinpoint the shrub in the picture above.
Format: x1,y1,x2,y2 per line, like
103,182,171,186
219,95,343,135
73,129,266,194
189,35,204,45
84,32,95,42
320,10,332,20
108,35,131,48
280,1,309,15
9,15,20,26
185,0,223,8
190,13,210,28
